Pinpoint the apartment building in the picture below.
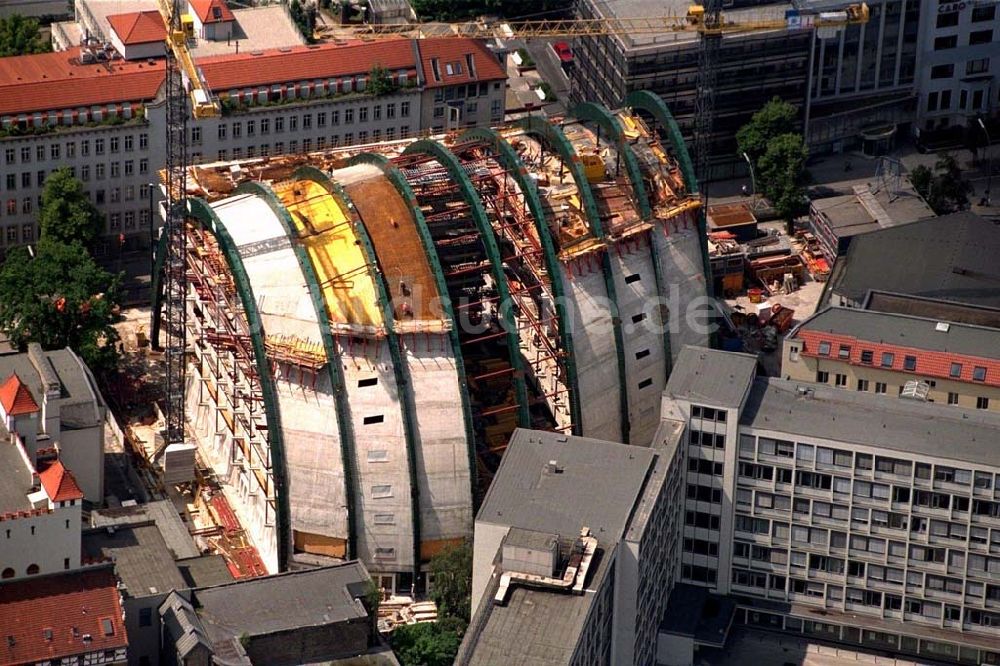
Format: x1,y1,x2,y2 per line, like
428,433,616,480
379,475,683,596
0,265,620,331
460,426,685,666
572,0,810,181
783,305,1000,411
0,34,505,257
658,345,1000,666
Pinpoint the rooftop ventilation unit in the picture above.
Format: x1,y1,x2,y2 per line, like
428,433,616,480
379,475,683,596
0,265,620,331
935,322,950,332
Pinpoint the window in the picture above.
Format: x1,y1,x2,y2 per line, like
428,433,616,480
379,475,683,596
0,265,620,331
275,116,285,132
246,120,256,137
3,148,12,164
111,162,120,178
817,371,829,383
857,379,869,391
903,355,917,371
303,113,313,130
372,485,393,498
20,146,30,163
977,396,990,410
817,341,831,356
50,144,60,160
875,382,887,394
401,101,410,117
838,344,851,359
139,133,148,150
95,138,105,155
66,142,75,158
835,373,847,387
21,172,30,188
936,12,958,28
972,366,987,382
930,63,954,80
881,352,894,367
972,5,996,21
289,115,298,131
970,30,993,45
139,159,148,175
931,34,957,54
345,108,354,124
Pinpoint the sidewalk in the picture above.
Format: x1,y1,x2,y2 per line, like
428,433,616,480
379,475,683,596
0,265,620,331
705,142,1000,219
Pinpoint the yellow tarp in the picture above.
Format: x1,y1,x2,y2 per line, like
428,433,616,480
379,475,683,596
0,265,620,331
277,179,383,331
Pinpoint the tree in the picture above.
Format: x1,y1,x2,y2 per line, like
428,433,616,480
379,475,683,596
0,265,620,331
0,14,50,57
428,540,473,622
757,132,810,230
391,617,465,666
0,240,121,374
909,154,973,214
39,167,104,250
736,97,799,165
368,64,396,97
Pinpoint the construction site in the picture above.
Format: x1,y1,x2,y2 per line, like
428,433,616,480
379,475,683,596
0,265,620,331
142,97,708,589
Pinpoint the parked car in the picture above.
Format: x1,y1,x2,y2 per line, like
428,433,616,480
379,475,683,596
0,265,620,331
551,41,573,65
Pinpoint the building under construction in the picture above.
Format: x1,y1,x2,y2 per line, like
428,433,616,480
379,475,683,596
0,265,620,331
152,96,710,590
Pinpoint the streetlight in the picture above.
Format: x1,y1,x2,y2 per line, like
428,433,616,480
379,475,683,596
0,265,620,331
977,117,992,206
742,151,761,210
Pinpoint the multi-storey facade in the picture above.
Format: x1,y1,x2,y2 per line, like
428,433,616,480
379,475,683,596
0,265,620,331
783,306,1000,412
659,345,1000,665
0,37,506,257
915,0,999,139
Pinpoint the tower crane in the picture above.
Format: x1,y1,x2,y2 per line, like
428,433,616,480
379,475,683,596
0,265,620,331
153,0,219,460
150,0,867,464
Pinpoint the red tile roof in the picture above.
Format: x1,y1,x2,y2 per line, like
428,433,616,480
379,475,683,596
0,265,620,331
199,39,415,90
795,329,1000,389
418,38,506,89
189,0,236,24
37,459,84,503
0,48,164,117
107,11,166,46
0,568,127,666
0,374,38,416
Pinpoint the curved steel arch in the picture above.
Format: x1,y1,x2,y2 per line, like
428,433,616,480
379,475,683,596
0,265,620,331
233,180,360,561
457,127,582,434
514,115,605,240
346,152,479,506
514,116,631,443
570,102,652,220
402,139,531,428
623,90,699,195
623,90,716,315
293,165,423,577
186,196,292,571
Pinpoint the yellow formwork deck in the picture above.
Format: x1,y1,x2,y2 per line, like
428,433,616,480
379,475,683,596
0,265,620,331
275,179,384,334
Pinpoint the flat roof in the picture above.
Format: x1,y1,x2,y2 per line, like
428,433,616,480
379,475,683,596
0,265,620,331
586,0,792,50
864,290,1000,330
83,522,189,596
191,562,370,638
175,555,234,588
0,440,33,513
810,183,932,238
462,543,613,665
664,345,759,408
794,306,1000,361
740,377,1000,468
504,527,558,552
824,212,1000,309
477,428,657,540
92,500,201,560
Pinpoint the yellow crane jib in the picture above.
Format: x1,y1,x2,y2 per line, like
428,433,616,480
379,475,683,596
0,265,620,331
157,0,221,119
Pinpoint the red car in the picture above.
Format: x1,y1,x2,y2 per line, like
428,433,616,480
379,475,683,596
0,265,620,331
552,41,573,65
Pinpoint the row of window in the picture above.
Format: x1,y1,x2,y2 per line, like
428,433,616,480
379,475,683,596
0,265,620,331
936,5,995,29
814,370,993,408
208,127,415,163
1,161,150,200
2,133,149,167
815,340,991,382
740,435,999,493
207,103,414,143
930,58,992,79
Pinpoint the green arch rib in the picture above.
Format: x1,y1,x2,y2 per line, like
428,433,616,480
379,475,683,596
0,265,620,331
624,90,699,195
623,90,716,316
570,101,652,220
347,152,479,506
457,127,582,435
186,196,292,571
514,116,630,443
293,165,422,576
234,180,359,561
570,101,671,378
402,140,532,428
